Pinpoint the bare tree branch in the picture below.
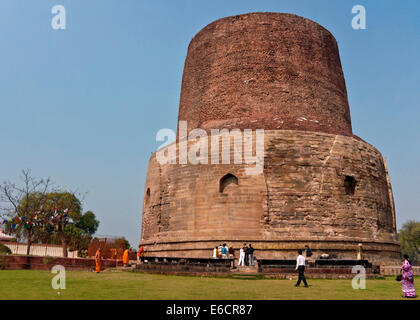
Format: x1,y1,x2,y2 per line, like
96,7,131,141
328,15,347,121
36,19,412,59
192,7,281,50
0,169,54,254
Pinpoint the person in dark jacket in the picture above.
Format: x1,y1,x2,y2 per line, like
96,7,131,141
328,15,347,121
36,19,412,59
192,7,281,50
248,244,255,266
228,247,236,268
243,244,249,266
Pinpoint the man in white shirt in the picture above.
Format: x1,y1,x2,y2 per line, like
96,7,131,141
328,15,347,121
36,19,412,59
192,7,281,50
238,247,245,266
295,249,309,287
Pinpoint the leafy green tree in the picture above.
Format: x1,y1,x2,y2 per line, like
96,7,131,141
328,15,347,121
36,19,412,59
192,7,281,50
114,238,131,250
65,224,92,254
31,192,100,257
124,239,131,250
398,220,420,263
76,211,99,236
43,191,83,257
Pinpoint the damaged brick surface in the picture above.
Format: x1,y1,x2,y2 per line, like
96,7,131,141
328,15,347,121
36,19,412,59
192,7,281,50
178,13,353,137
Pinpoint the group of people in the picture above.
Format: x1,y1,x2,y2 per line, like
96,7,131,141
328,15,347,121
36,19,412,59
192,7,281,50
238,244,255,266
212,243,255,267
212,244,232,259
94,245,145,273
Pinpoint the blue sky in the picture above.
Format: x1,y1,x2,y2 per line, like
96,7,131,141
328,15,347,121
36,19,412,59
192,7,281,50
0,0,419,247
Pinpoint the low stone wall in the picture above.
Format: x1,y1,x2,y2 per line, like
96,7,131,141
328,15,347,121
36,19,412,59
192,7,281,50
136,256,233,276
257,259,379,279
380,265,420,276
0,255,122,271
258,259,372,268
135,257,383,278
260,270,378,279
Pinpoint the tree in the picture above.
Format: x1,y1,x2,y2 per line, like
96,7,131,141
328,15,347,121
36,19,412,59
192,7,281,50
43,191,83,257
67,212,99,256
65,224,91,255
124,239,131,250
76,211,99,236
0,170,52,255
43,193,100,257
1,170,100,258
114,238,130,250
398,220,420,264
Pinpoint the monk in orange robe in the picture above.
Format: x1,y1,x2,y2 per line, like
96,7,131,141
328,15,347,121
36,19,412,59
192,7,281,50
95,248,102,273
137,246,144,263
122,249,130,266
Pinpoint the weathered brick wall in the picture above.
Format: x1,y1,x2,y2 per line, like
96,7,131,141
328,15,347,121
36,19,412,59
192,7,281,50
140,131,400,264
178,13,353,137
0,254,122,270
380,266,420,276
262,131,396,242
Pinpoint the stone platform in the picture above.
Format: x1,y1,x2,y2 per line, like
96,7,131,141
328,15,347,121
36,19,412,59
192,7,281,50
141,130,400,264
257,259,379,279
135,256,381,279
380,265,420,276
136,256,234,276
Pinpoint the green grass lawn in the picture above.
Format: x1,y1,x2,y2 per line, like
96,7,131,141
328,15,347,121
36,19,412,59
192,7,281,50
0,269,418,300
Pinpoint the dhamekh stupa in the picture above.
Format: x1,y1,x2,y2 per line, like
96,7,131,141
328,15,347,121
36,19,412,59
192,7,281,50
140,13,400,263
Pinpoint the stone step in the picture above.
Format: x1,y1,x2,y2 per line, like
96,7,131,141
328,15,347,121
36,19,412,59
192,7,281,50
230,274,261,280
233,265,259,274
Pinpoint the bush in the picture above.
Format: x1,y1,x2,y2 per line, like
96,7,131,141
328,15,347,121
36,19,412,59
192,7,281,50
78,249,88,258
0,243,12,255
398,220,420,264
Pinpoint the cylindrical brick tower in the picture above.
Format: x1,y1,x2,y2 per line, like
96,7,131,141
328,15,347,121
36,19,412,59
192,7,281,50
178,13,352,136
140,13,400,264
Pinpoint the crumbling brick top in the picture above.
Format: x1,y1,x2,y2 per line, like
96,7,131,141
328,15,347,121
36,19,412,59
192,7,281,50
178,12,353,136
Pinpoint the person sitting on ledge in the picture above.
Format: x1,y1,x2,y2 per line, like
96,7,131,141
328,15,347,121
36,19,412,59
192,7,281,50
213,246,218,259
305,245,312,258
221,243,228,259
320,253,330,259
228,246,235,258
218,244,223,258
